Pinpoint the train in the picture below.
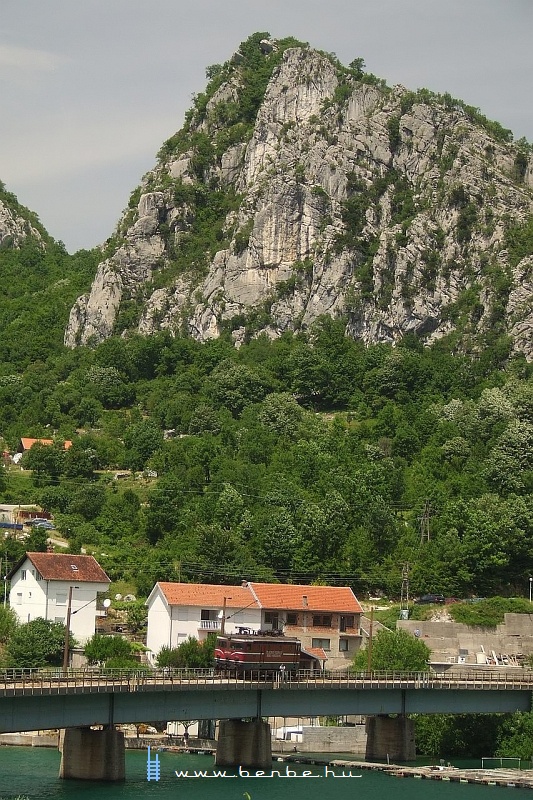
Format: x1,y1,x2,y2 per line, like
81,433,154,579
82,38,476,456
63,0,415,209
214,632,302,674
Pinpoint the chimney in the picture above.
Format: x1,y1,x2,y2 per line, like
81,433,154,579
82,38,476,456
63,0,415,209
241,580,248,588
302,595,308,607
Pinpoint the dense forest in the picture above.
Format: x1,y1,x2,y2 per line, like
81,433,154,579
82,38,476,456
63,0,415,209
0,236,531,599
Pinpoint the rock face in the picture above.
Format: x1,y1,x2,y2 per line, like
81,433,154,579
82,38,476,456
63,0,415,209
64,35,533,359
0,195,44,249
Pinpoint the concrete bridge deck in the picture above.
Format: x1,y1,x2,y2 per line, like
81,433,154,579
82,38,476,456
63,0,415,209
1,668,532,734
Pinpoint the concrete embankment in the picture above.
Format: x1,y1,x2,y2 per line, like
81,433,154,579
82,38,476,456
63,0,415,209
0,733,58,747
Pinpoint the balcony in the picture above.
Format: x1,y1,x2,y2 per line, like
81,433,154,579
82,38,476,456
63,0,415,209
198,620,221,630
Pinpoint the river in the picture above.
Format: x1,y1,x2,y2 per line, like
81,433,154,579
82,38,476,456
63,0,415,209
0,747,524,799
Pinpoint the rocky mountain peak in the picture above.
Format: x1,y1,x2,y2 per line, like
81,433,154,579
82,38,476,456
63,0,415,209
64,34,533,359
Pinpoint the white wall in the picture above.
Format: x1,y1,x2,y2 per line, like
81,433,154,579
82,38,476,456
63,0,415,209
146,587,261,664
9,559,108,644
146,589,171,661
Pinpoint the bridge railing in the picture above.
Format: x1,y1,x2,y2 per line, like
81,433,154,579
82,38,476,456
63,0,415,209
1,667,533,694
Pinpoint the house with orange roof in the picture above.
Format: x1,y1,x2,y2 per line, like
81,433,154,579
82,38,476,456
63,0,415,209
146,582,262,662
146,581,362,668
18,437,73,452
246,582,362,669
8,552,110,645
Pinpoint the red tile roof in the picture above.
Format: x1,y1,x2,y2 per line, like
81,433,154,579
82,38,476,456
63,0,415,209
305,647,328,662
20,437,72,451
248,583,362,613
157,582,258,609
25,553,110,583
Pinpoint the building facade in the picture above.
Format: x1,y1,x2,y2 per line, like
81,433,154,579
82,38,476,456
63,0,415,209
146,581,362,669
8,552,110,644
146,582,261,661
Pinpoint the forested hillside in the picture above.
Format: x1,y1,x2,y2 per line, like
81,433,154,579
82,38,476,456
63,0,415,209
1,316,531,598
0,34,532,602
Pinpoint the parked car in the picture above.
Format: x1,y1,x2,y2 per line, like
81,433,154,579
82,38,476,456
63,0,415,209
33,520,54,529
414,593,445,604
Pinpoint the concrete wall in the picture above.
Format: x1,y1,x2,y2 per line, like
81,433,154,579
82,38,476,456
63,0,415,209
296,725,366,753
365,716,415,762
398,613,533,666
59,728,125,781
215,719,271,769
0,733,58,747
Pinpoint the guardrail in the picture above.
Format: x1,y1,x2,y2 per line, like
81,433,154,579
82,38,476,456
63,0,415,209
1,668,533,695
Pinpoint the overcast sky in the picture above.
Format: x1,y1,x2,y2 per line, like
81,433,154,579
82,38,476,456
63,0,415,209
1,0,531,253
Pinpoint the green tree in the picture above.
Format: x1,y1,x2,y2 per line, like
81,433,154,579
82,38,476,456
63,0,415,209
157,634,216,669
23,443,65,486
123,419,163,471
126,601,148,634
414,713,503,758
5,618,74,668
0,606,18,645
84,633,132,665
207,360,272,416
352,629,430,672
496,712,533,760
25,525,49,552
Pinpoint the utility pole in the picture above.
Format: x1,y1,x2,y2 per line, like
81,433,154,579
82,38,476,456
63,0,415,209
366,606,374,672
400,562,410,617
419,500,433,544
62,585,78,672
3,554,8,608
220,596,231,636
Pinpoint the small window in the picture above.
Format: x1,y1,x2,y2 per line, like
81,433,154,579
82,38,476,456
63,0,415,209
286,613,297,625
56,593,67,606
339,638,349,652
71,564,79,571
312,615,332,627
16,593,22,605
312,637,330,651
21,570,27,581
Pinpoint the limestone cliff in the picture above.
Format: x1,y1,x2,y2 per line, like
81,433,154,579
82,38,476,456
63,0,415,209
0,187,45,249
64,34,533,358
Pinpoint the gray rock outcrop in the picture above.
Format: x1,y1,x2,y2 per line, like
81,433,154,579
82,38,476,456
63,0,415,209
65,39,533,359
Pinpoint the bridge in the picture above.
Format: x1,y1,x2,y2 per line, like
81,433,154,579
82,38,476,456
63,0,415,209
2,668,532,779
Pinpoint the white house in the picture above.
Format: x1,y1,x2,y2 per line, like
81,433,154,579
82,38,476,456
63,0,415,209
146,582,261,663
8,552,110,644
146,581,362,669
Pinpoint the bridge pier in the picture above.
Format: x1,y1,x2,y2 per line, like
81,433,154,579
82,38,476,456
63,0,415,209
59,727,125,781
215,719,272,770
365,715,415,762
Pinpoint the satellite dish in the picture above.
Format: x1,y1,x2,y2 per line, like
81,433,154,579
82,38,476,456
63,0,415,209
218,609,224,618
103,599,111,609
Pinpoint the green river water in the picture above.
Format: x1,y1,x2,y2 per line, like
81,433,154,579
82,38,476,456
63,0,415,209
0,747,525,800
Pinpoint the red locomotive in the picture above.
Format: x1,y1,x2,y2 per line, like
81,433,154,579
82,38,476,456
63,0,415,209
214,632,301,674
